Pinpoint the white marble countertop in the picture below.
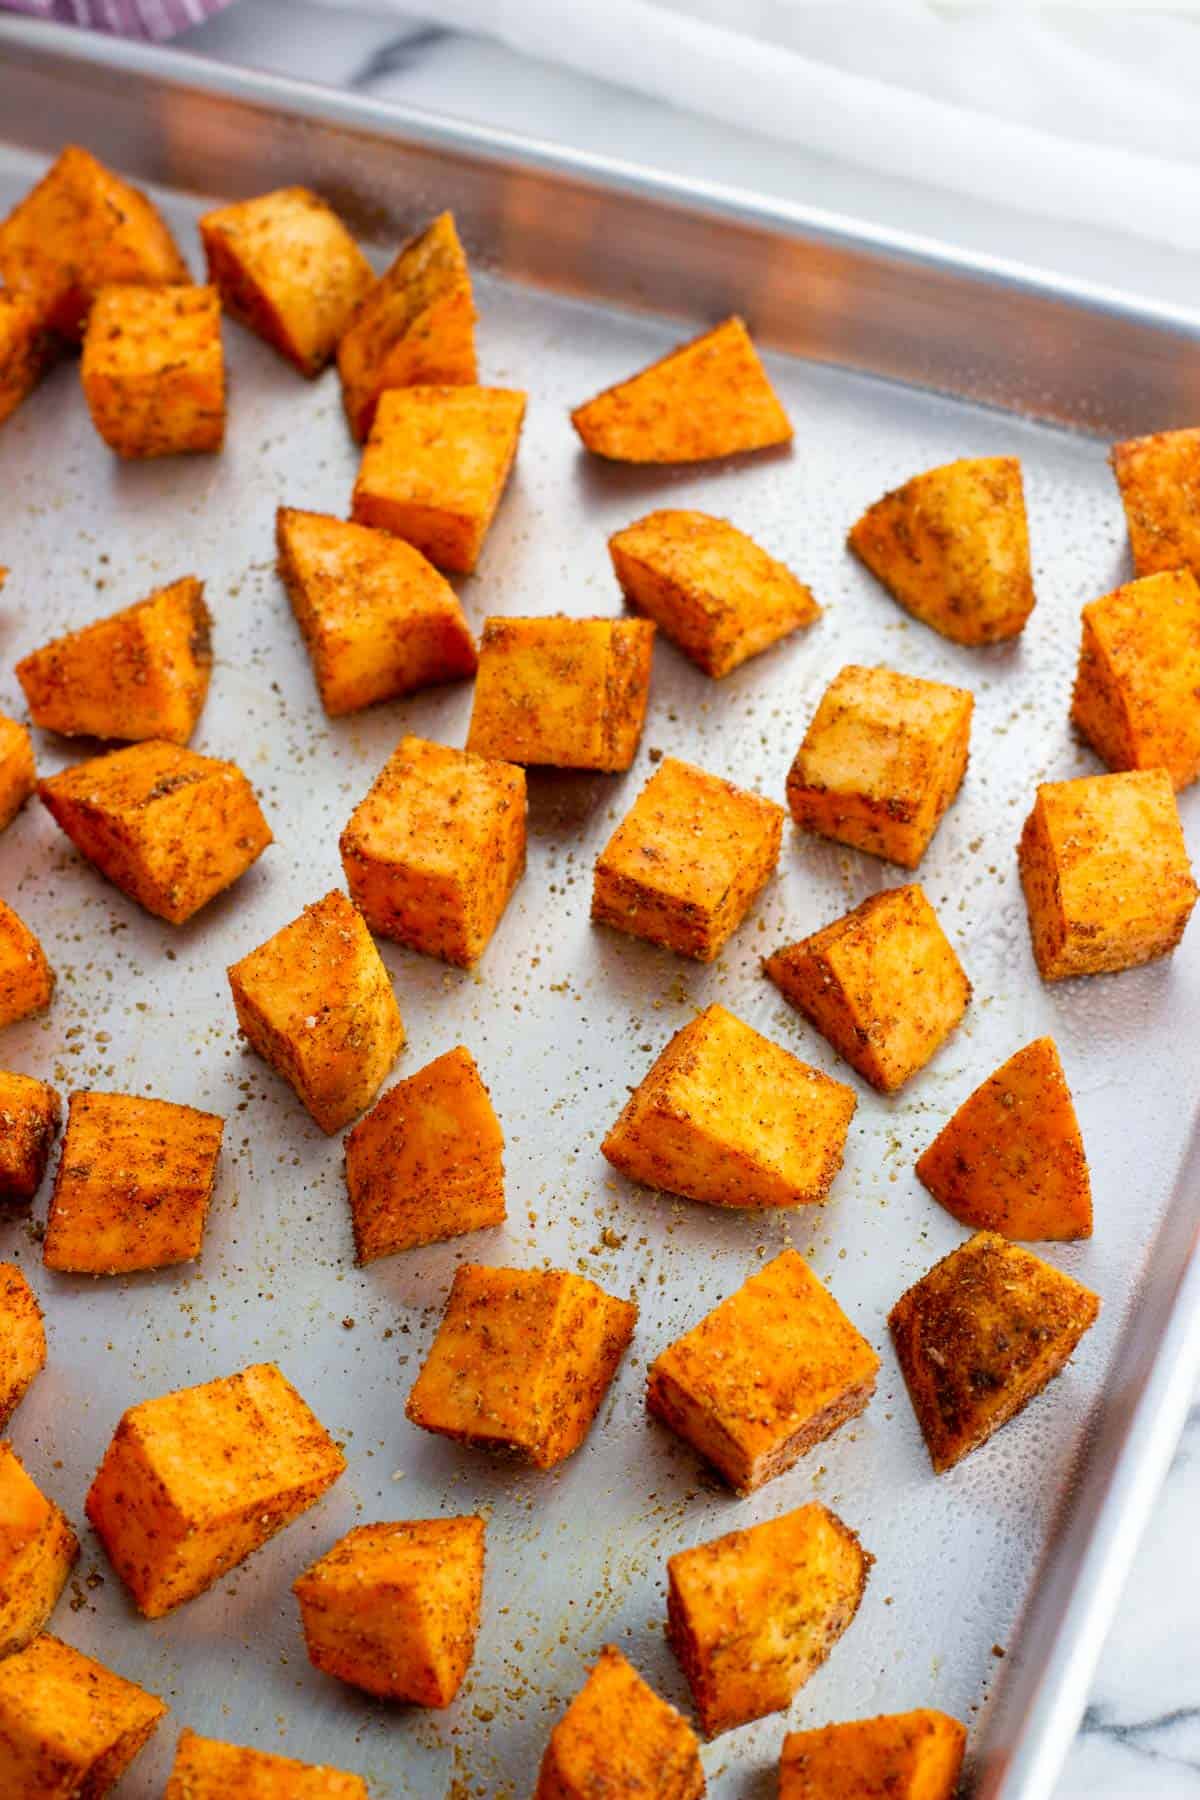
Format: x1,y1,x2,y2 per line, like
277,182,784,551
169,6,1200,1795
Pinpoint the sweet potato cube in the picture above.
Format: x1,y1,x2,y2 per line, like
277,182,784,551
667,1503,871,1738
199,186,371,377
0,713,35,831
466,615,655,771
647,1249,879,1494
276,508,476,717
1111,427,1200,581
1018,768,1197,980
609,509,820,678
592,756,784,960
0,1263,45,1428
338,210,477,441
0,290,54,426
17,576,213,745
917,1038,1092,1241
85,1360,345,1617
602,1003,856,1211
166,1729,368,1799
0,1071,60,1203
38,740,272,925
406,1264,637,1471
764,884,971,1093
787,665,974,868
0,1634,165,1796
43,1090,224,1275
345,1046,504,1262
889,1231,1099,1473
339,736,526,966
779,1709,967,1800
849,456,1035,645
0,1442,79,1658
572,316,792,463
293,1515,485,1705
1071,569,1200,789
227,889,404,1134
534,1645,706,1800
80,284,224,458
0,902,53,1029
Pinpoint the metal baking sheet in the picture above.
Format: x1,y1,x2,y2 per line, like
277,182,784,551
2,22,1200,1800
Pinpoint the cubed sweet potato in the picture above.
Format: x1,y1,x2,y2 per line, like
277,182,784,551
80,284,224,458
165,1729,368,1800
0,902,53,1029
294,1515,485,1705
534,1645,706,1800
38,740,272,925
572,316,792,463
0,714,35,832
1018,768,1197,980
0,290,54,427
0,1634,165,1796
667,1503,871,1737
1071,569,1200,789
85,1360,346,1617
227,889,404,1134
1111,427,1200,581
276,508,476,717
787,665,974,867
779,1709,967,1800
0,1263,45,1428
406,1264,637,1471
593,755,783,960
466,615,654,771
602,1003,856,1210
0,1442,79,1658
0,1071,60,1203
339,735,525,966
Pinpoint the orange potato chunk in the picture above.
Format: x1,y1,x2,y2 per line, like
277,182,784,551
165,1729,368,1800
779,1709,967,1800
0,901,54,1029
85,1360,345,1617
647,1248,879,1494
340,735,525,966
344,1046,504,1262
406,1264,637,1471
0,1442,78,1658
1110,426,1200,581
572,316,792,463
338,210,477,441
80,285,224,458
351,384,525,573
593,755,783,960
17,576,213,745
0,290,54,426
0,713,36,832
668,1502,871,1738
849,455,1035,645
890,1231,1099,1474
764,884,970,1092
467,615,654,772
294,1515,485,1705
534,1645,706,1800
0,1633,165,1797
1071,569,1200,790
227,889,404,1134
0,1262,45,1428
199,186,371,376
602,1003,856,1211
276,508,476,717
0,1071,60,1203
1018,768,1197,980
787,665,974,868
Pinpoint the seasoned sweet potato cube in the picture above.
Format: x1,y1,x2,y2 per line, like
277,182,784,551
0,290,54,426
668,1503,871,1738
890,1231,1099,1473
406,1264,637,1471
1071,569,1200,789
534,1645,706,1800
602,1004,856,1211
1111,427,1200,581
0,1071,60,1203
0,714,35,831
593,756,783,960
849,456,1035,645
340,736,525,966
80,284,224,458
85,1360,345,1617
466,615,654,771
572,316,792,463
227,889,404,1134
345,1046,504,1262
0,1633,165,1796
294,1515,485,1705
609,509,820,678
787,665,974,867
917,1038,1092,1241
0,902,53,1029
38,740,272,925
199,186,371,377
1018,768,1197,980
276,508,476,717
338,211,477,441
165,1729,369,1799
0,1442,78,1658
647,1249,879,1494
764,884,971,1092
17,576,213,745
0,1263,45,1428
779,1709,967,1800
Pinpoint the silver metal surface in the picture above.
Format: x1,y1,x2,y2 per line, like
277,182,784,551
0,23,1198,1800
